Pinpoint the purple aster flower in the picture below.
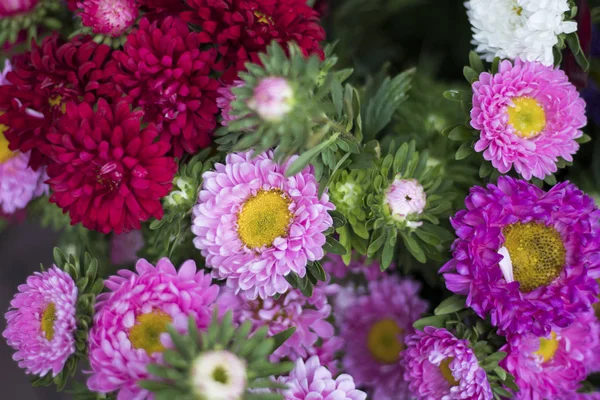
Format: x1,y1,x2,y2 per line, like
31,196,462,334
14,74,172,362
441,176,600,336
322,254,389,281
306,336,344,376
278,356,367,400
110,230,144,265
339,275,428,399
501,310,600,400
3,267,77,377
215,285,334,362
192,150,334,299
403,327,493,400
216,80,245,127
471,59,586,180
87,258,219,399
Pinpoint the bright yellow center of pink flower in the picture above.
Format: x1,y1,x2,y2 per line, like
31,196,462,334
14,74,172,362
129,311,172,354
367,318,404,364
253,11,273,24
507,97,546,139
0,112,16,163
237,189,292,249
534,331,559,363
439,358,459,386
41,303,57,341
503,222,566,292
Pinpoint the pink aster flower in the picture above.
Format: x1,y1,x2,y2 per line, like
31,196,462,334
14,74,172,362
0,0,38,17
87,258,219,399
339,276,428,399
471,59,586,180
110,230,144,265
247,77,295,122
306,336,344,376
77,0,138,37
216,285,334,362
3,267,77,377
278,356,367,400
441,177,600,336
192,150,335,299
216,80,245,127
323,254,389,281
501,310,600,400
385,177,426,226
403,327,493,400
0,150,48,215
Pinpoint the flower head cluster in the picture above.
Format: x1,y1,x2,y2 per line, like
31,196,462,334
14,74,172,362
87,258,219,399
0,0,39,17
77,0,138,37
471,59,586,180
3,267,77,377
216,285,334,362
441,176,600,336
385,177,427,228
46,100,177,234
501,310,600,399
466,0,577,66
278,356,367,400
192,150,334,299
182,0,325,83
111,16,221,157
339,276,428,399
403,327,493,400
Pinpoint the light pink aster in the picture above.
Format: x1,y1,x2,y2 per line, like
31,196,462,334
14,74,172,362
278,356,367,400
192,150,335,299
77,0,138,37
471,59,586,180
0,150,48,215
216,285,334,362
403,327,493,400
216,80,245,127
110,230,144,265
87,258,219,400
3,267,78,377
501,310,600,400
339,276,428,399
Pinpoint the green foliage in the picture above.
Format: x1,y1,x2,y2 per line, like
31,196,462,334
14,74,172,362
32,248,103,391
140,312,294,400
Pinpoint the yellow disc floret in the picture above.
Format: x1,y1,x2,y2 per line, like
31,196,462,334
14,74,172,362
129,311,172,354
237,189,292,249
439,357,459,386
503,222,566,292
507,97,546,139
534,331,559,363
367,318,404,364
41,303,57,341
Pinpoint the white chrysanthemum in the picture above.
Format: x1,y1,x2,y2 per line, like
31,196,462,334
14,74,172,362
191,351,247,400
466,0,577,66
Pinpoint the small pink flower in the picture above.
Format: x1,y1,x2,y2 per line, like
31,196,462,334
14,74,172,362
0,0,38,17
77,0,138,37
217,80,245,127
247,77,295,122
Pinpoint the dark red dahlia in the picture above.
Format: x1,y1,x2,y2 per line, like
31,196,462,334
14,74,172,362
46,99,177,234
181,0,326,83
110,16,221,157
0,34,115,169
66,0,79,11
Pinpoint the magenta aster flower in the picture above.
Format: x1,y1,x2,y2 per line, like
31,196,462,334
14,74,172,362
403,327,493,400
192,150,334,299
87,258,219,399
110,230,144,265
111,16,221,157
441,176,600,336
339,276,428,399
471,59,586,180
3,267,77,377
216,285,334,362
278,356,367,400
501,310,600,400
216,80,245,127
77,0,138,37
0,0,38,17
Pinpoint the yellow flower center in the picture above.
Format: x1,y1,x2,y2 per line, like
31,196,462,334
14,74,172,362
253,11,273,25
212,365,229,384
129,311,172,354
439,357,459,386
507,97,546,139
367,318,404,364
41,303,57,341
534,331,559,363
48,94,67,114
0,112,16,163
237,189,292,249
503,222,566,292
513,6,523,16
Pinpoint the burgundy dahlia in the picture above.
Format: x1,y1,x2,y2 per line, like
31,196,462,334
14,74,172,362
110,16,221,157
0,34,115,169
45,99,177,234
182,0,326,83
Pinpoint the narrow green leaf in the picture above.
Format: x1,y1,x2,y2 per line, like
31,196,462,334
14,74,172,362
434,295,466,315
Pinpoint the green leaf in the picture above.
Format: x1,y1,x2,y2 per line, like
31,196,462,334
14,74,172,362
413,315,447,330
285,133,339,177
434,295,466,315
455,142,474,160
324,235,347,255
463,66,479,84
443,89,467,102
577,133,592,144
271,327,296,352
400,231,426,263
448,125,474,141
331,77,344,119
469,51,485,74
